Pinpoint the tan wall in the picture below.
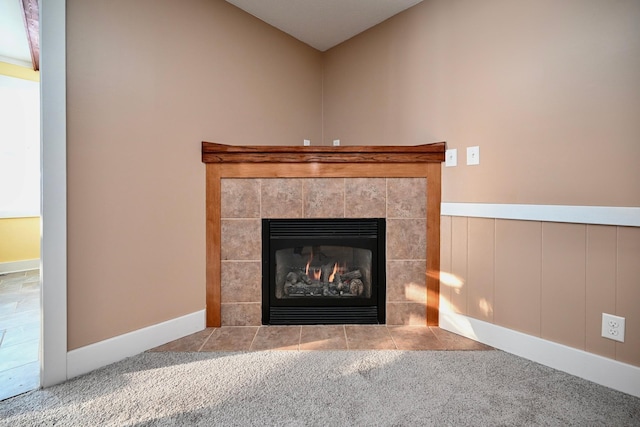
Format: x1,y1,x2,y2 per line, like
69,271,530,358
441,216,640,367
66,0,322,349
323,0,640,206
66,0,639,361
323,0,640,367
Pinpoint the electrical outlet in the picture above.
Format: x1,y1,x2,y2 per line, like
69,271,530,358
602,313,625,342
303,139,311,146
445,149,457,167
466,146,480,165
333,139,340,146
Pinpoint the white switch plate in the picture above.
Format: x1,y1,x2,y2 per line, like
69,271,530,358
303,139,311,146
467,146,480,165
602,313,625,342
333,139,340,146
445,149,457,167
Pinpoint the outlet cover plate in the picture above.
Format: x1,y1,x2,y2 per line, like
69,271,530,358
467,146,480,165
602,313,625,342
445,149,457,167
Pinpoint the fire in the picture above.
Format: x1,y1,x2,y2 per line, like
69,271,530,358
328,263,338,282
306,256,321,280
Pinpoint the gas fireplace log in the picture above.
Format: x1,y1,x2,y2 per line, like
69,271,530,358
321,263,334,282
350,279,364,296
341,270,362,280
285,271,300,284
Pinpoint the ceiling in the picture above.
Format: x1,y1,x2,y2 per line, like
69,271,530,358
0,0,38,70
0,0,421,68
225,0,423,51
0,0,31,66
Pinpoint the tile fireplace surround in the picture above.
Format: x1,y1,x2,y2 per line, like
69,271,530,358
202,142,446,327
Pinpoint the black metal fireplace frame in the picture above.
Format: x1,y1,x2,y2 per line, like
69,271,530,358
262,218,386,325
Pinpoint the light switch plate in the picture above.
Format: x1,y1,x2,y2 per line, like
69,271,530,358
467,146,480,165
445,149,457,167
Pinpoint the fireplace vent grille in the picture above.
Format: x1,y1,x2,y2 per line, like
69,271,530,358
269,307,378,325
268,218,380,238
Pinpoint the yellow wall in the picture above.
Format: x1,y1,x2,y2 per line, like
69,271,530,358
0,217,40,262
0,62,40,263
0,61,39,82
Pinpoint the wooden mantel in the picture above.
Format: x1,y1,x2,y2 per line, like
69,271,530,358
202,142,446,163
202,142,446,327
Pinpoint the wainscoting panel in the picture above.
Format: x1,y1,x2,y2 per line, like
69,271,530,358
441,216,640,368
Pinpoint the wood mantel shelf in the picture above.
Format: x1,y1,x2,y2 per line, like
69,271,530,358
202,141,446,164
201,142,446,328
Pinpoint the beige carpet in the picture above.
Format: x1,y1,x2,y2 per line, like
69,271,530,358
1,350,639,426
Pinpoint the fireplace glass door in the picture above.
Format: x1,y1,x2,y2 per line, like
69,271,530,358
262,218,385,325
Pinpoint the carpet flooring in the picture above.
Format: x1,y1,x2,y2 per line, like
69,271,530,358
1,350,639,426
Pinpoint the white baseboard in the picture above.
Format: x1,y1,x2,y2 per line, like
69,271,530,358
67,310,206,379
440,311,640,398
441,203,640,227
0,259,40,274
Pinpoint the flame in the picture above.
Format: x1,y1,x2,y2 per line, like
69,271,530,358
306,262,321,280
328,263,338,282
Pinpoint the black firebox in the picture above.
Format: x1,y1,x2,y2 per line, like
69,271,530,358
262,218,386,325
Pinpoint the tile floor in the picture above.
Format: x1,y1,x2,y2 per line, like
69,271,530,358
0,269,40,401
149,325,493,352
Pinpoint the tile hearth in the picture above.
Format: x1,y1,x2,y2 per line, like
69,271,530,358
149,326,493,352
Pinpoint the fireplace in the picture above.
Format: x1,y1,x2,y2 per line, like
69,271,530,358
262,218,386,325
201,142,446,327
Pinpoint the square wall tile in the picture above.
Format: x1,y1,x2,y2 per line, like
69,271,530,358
344,178,386,218
221,219,261,260
220,303,261,326
221,179,260,218
387,178,426,218
387,219,426,260
302,178,345,218
261,178,303,218
387,302,427,325
221,261,261,303
387,260,426,303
